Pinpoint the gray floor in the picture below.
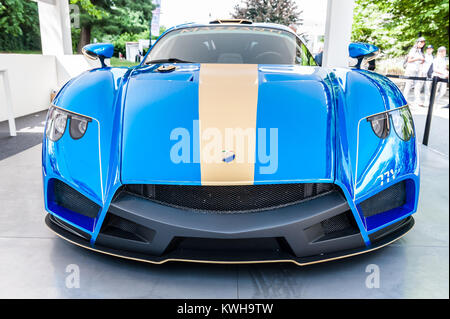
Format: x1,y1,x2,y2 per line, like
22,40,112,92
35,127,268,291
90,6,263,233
406,88,449,156
0,113,448,299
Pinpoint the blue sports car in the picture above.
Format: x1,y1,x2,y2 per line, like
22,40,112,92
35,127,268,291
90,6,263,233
43,19,419,265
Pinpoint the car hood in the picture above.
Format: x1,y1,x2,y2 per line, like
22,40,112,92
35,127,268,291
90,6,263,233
121,64,335,185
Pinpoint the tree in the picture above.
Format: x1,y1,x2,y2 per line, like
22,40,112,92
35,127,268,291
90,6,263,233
70,0,155,53
231,0,302,26
352,0,449,57
0,0,41,52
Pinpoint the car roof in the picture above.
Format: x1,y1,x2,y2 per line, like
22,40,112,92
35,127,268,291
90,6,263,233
141,20,301,66
164,20,297,35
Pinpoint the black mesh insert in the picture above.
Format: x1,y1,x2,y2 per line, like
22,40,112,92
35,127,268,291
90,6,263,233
321,212,354,235
359,181,407,218
304,210,359,243
123,183,335,213
52,179,101,219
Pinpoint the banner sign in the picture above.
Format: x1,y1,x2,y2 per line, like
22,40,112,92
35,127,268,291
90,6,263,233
151,0,162,36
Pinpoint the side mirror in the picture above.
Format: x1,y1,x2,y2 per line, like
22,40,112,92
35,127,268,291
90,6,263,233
348,42,380,69
82,43,114,68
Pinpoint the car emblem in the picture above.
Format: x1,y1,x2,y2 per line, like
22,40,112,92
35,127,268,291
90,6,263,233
222,150,235,163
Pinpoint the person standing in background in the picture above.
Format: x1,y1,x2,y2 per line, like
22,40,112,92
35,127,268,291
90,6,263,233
432,46,449,107
315,44,324,66
416,45,434,107
403,37,426,105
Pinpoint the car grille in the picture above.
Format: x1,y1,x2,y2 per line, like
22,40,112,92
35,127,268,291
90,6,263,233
122,183,336,213
51,179,101,219
359,181,407,218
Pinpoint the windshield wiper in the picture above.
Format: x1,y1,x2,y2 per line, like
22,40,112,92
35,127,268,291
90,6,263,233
145,58,192,64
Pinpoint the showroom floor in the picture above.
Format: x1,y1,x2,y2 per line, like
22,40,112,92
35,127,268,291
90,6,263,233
0,111,448,299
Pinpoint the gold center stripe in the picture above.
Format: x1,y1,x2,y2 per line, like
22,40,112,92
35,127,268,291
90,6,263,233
198,64,259,185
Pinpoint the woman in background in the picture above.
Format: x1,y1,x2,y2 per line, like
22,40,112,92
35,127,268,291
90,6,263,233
432,46,449,107
416,45,434,106
403,37,426,105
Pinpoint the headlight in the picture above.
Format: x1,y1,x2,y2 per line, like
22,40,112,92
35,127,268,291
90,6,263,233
367,112,390,139
367,106,415,141
69,115,90,140
46,106,91,141
390,107,414,141
46,107,68,141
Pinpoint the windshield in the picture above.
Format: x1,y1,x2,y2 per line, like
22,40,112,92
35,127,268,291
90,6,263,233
145,26,317,66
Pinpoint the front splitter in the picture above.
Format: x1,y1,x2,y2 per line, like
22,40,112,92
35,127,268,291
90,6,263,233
45,214,414,266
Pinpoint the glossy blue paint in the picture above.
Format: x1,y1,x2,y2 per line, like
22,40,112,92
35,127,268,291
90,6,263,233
46,178,97,231
121,64,201,184
349,42,379,58
254,65,335,182
42,22,419,247
330,68,419,237
83,43,114,59
43,66,129,236
361,178,417,232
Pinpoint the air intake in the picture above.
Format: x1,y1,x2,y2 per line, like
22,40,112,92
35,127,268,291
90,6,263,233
321,212,356,235
123,183,336,213
359,181,407,218
304,210,359,243
100,213,155,243
51,179,101,219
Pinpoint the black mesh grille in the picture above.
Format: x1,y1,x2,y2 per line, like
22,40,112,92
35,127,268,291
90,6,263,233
123,183,335,213
359,181,407,218
321,212,355,235
52,179,101,219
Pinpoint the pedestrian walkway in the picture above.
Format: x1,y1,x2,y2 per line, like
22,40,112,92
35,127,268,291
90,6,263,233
405,88,449,156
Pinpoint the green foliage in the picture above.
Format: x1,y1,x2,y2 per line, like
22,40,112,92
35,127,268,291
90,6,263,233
159,25,166,36
0,0,41,52
232,0,302,25
102,30,149,55
352,0,449,57
102,25,164,56
70,0,155,52
110,57,138,67
0,0,157,54
71,0,105,19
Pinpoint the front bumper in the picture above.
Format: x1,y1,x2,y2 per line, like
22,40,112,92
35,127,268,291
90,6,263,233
45,187,415,266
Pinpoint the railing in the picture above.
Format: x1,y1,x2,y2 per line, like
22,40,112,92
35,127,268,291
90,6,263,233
385,74,449,146
0,69,16,136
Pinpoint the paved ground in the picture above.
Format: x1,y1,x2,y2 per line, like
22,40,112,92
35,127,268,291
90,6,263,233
405,87,449,156
0,111,46,161
0,109,448,299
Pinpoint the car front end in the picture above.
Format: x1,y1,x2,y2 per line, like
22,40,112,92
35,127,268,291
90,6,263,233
42,22,419,265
